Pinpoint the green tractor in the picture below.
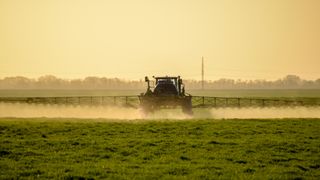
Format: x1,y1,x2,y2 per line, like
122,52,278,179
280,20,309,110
139,76,193,115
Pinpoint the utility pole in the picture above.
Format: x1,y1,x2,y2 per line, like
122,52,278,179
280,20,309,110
202,56,204,90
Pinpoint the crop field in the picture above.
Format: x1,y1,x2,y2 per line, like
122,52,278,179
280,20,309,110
0,118,319,179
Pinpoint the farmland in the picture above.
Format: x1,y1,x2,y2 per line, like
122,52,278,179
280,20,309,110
0,118,319,179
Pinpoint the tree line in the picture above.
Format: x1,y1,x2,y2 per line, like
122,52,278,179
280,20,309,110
0,75,319,89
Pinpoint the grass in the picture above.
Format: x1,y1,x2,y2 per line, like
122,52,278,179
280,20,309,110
0,118,319,179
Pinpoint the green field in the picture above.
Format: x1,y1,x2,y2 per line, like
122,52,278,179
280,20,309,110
0,118,319,179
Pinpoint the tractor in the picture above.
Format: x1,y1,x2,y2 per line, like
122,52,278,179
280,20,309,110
139,76,193,115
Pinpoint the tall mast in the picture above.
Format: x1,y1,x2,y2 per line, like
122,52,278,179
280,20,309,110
202,56,204,90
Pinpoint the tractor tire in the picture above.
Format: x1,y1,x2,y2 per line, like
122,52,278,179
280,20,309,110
140,97,154,114
182,98,193,115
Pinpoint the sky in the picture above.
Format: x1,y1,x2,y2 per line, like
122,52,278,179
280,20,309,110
0,0,319,80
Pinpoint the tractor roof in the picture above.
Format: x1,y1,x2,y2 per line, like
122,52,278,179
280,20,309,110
153,76,180,80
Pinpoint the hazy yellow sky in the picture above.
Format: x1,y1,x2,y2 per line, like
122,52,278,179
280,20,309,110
0,0,319,80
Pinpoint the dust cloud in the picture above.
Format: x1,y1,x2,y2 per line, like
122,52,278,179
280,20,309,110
209,107,320,119
0,102,319,120
0,103,143,120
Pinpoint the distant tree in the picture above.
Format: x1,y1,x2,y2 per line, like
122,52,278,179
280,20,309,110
0,76,34,89
37,75,67,89
282,75,302,88
0,74,319,89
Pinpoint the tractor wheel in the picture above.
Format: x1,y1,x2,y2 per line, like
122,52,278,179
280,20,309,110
140,97,154,115
181,98,193,115
141,104,154,115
